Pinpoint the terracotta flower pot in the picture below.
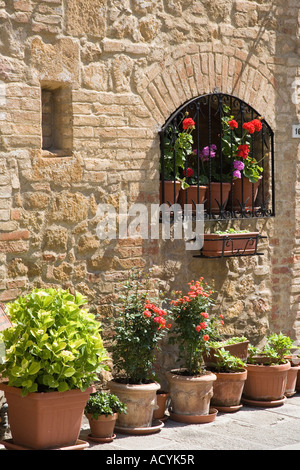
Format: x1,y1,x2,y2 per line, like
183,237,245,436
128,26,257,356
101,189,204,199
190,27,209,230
297,368,300,392
160,181,181,205
0,383,94,450
230,177,260,212
86,412,117,442
204,340,250,367
178,185,207,211
285,364,300,397
153,392,169,420
108,380,160,430
242,362,291,407
210,369,247,412
205,182,231,213
202,232,260,257
166,369,216,422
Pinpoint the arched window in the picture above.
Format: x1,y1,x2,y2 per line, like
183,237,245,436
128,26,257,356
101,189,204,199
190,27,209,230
159,93,274,220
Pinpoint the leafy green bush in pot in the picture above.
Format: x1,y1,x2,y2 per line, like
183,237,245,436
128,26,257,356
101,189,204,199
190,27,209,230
248,332,294,365
0,288,109,396
85,391,127,419
208,348,246,373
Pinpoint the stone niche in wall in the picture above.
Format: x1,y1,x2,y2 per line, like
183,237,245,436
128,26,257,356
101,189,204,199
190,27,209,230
40,81,73,157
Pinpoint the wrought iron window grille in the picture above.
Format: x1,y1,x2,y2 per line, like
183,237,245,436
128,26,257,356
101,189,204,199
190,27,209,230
159,93,275,221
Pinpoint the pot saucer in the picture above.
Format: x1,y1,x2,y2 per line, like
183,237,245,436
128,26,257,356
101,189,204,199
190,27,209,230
213,404,243,413
114,419,164,435
169,407,218,424
241,396,286,408
0,438,89,450
88,433,116,443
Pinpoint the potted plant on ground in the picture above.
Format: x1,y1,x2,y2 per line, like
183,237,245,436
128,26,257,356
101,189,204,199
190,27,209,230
167,277,224,423
242,332,293,407
84,390,127,443
0,288,109,450
206,348,247,412
107,269,172,434
204,335,250,366
153,390,169,421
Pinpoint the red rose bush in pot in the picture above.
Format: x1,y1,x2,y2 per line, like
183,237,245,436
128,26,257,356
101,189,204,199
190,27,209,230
167,277,224,423
107,269,172,433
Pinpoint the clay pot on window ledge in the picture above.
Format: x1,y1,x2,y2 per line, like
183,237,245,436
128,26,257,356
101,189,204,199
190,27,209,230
201,232,260,257
205,182,231,213
178,185,207,212
159,181,181,206
229,177,261,212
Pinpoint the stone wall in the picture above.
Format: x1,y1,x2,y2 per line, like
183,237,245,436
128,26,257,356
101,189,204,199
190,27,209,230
0,0,299,363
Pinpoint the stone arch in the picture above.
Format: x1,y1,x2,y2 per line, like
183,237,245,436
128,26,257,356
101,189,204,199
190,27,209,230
136,44,278,130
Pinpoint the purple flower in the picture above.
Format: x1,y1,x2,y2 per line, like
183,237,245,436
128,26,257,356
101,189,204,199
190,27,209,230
233,160,245,171
199,145,217,161
233,170,241,178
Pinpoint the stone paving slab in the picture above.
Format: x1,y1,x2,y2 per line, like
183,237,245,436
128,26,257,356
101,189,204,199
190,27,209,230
79,393,300,452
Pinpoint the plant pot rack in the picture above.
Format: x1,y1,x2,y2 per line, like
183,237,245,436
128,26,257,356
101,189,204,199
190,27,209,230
193,234,267,258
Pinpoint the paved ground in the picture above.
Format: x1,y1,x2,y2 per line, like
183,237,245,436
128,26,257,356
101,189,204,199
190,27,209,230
1,393,299,457
79,393,300,452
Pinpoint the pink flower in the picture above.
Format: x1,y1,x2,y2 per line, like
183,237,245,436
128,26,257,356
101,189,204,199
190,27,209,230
233,170,241,178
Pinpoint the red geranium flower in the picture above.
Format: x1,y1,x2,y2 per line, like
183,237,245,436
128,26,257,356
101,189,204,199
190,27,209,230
203,334,209,341
228,119,238,129
237,144,250,159
251,119,262,132
182,118,195,130
183,167,194,178
242,122,255,134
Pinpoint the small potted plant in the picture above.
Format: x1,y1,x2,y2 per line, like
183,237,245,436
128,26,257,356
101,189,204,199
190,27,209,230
0,288,109,450
84,391,127,443
160,114,195,205
242,332,293,407
167,277,224,423
107,269,172,434
221,105,264,212
202,229,261,257
204,335,250,366
206,348,247,412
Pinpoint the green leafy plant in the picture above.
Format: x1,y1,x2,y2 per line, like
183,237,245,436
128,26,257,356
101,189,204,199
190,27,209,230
248,332,294,365
110,270,172,384
0,288,109,396
162,114,195,187
85,391,127,419
214,229,249,235
208,348,246,373
221,104,264,183
169,277,224,375
208,336,248,347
